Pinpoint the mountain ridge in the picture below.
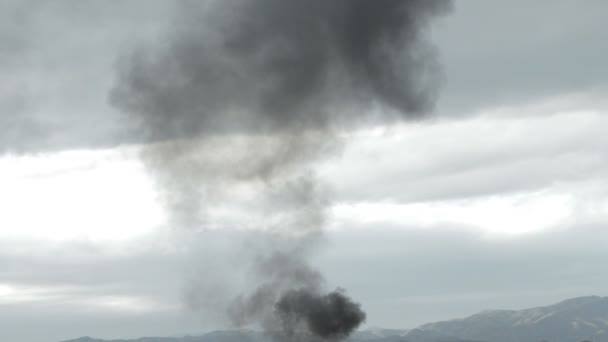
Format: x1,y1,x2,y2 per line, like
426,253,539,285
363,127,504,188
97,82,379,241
414,295,608,342
61,296,608,342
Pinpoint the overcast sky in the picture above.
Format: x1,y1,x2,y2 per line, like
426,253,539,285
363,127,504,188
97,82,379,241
1,1,608,342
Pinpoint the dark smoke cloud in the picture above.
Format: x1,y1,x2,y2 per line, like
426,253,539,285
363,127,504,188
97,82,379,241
111,0,451,139
275,289,366,340
111,0,450,341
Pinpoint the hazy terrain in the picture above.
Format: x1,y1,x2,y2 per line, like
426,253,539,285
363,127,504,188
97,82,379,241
62,296,608,342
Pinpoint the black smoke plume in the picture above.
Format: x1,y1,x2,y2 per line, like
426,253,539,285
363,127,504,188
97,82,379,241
111,0,451,340
275,289,366,340
111,0,451,138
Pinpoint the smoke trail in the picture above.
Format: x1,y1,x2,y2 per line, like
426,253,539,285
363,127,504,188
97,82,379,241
111,0,451,340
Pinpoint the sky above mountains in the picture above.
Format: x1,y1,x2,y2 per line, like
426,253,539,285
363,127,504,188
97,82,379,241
1,1,608,342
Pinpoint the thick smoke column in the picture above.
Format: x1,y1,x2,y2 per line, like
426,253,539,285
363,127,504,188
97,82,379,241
111,0,451,340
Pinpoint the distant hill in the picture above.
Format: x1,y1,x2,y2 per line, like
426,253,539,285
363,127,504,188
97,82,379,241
61,329,474,342
410,296,608,342
62,296,608,342
61,330,269,342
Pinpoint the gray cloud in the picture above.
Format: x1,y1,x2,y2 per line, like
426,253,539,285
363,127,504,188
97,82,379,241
0,237,181,298
435,0,608,115
323,103,608,203
0,303,202,342
0,1,172,154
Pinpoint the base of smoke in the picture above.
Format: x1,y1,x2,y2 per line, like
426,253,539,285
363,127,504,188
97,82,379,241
229,287,365,342
178,229,365,340
275,288,366,340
